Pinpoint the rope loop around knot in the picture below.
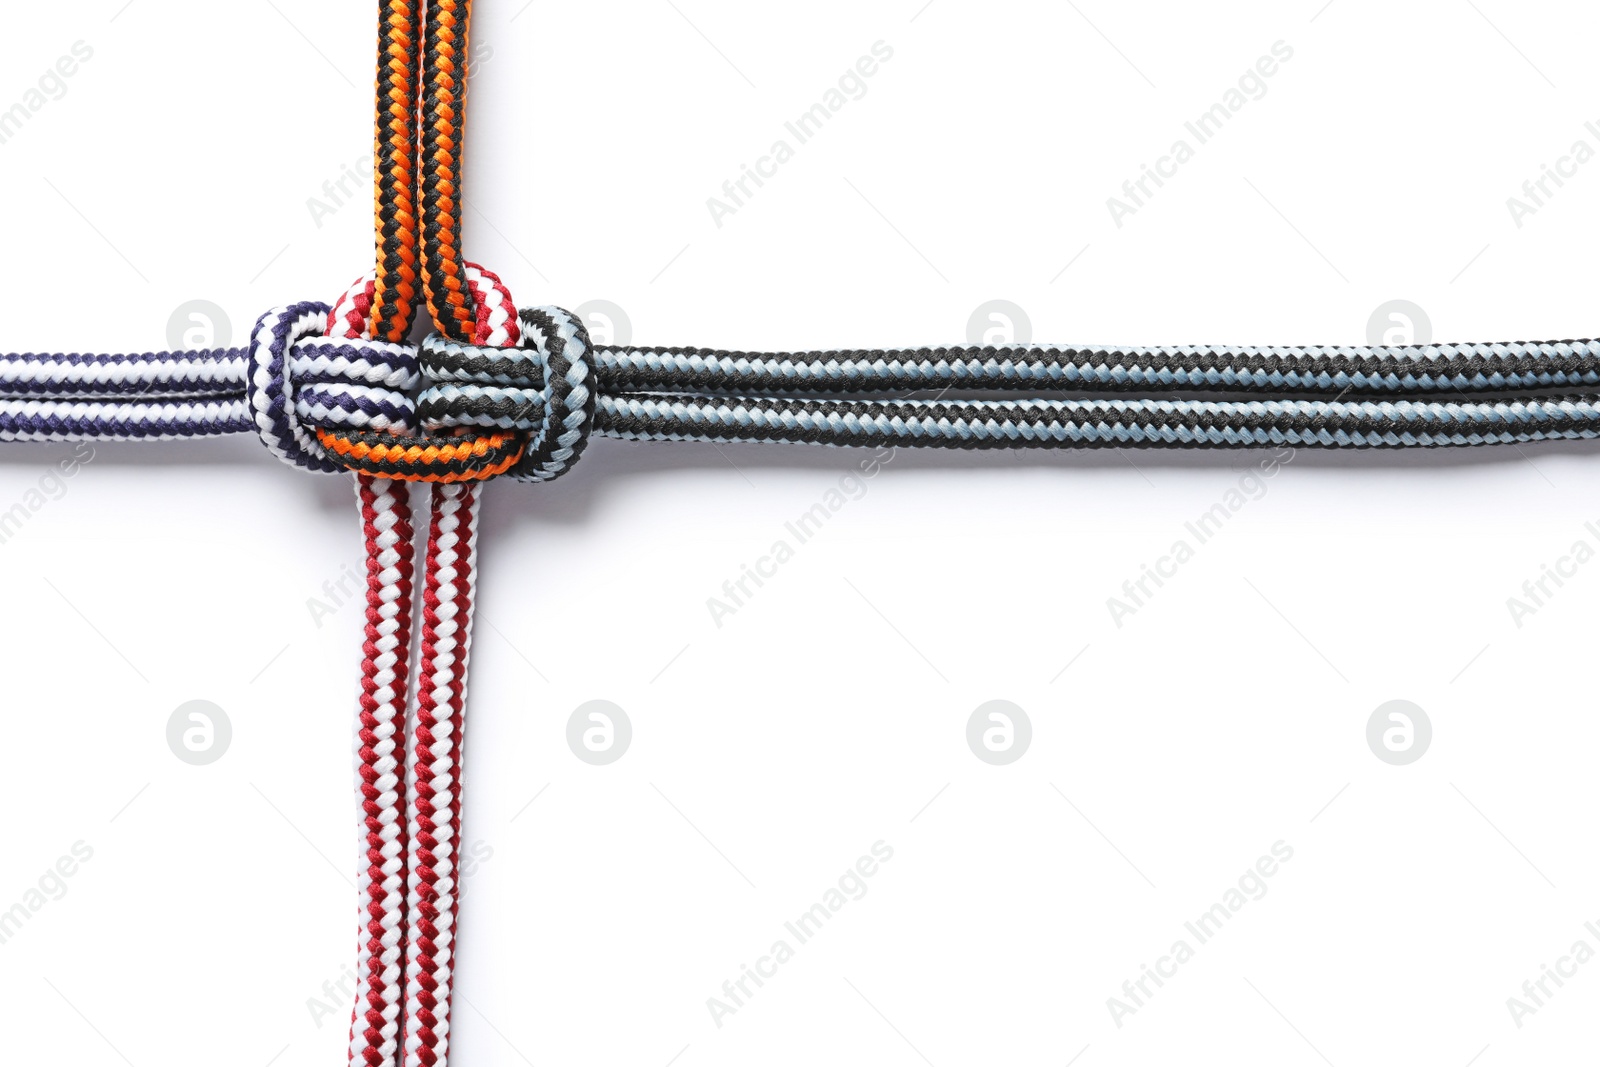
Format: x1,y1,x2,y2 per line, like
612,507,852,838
417,305,597,482
309,264,541,483
245,302,420,473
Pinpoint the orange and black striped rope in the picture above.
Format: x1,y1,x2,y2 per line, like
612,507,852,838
320,0,524,483
321,427,522,483
371,0,424,343
420,0,478,342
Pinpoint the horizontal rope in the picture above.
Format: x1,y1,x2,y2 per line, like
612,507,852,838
595,393,1600,449
0,398,253,441
16,392,1598,449
10,325,1600,454
591,339,1600,396
0,350,244,398
12,337,1600,403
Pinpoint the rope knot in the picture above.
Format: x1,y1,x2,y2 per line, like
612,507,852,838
418,305,597,482
245,302,419,473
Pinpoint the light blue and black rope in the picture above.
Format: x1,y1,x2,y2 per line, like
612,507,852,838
5,308,1600,463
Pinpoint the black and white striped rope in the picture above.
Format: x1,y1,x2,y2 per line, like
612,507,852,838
9,317,1600,456
418,315,1600,453
591,338,1600,396
417,306,594,481
595,393,1600,449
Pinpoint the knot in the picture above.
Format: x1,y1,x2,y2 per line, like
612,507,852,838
418,305,597,482
306,266,540,483
245,302,420,473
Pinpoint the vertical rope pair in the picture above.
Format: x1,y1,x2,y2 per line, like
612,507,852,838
338,5,423,1065
406,5,513,1064
340,3,506,1065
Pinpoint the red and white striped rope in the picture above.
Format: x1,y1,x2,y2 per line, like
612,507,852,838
350,473,415,1067
403,481,481,1067
327,277,415,1067
399,268,516,1067
322,230,520,1067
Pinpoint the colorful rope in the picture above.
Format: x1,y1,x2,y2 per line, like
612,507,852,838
349,470,415,1067
417,306,596,480
398,7,510,1062
0,5,1596,1067
397,242,521,1067
403,480,480,1067
319,0,532,487
11,337,1600,401
14,338,1600,449
589,338,1600,395
299,288,424,1067
420,0,477,341
595,393,1600,449
344,5,427,1064
373,0,423,345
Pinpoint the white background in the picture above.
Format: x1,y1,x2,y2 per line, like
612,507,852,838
1,2,1598,1065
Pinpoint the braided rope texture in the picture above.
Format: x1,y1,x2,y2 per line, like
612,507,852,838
319,428,523,481
595,394,1600,448
350,474,415,1067
394,264,510,1062
418,305,595,481
10,338,1600,402
245,301,420,473
403,482,480,1067
324,276,417,1067
420,0,476,340
0,350,244,396
591,338,1600,396
0,398,251,441
15,337,1600,452
357,10,425,1059
374,0,423,343
316,268,525,482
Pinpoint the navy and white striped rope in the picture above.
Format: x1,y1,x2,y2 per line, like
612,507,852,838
244,302,419,472
8,313,1600,458
13,336,1600,402
0,304,420,456
0,397,252,442
0,349,243,396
